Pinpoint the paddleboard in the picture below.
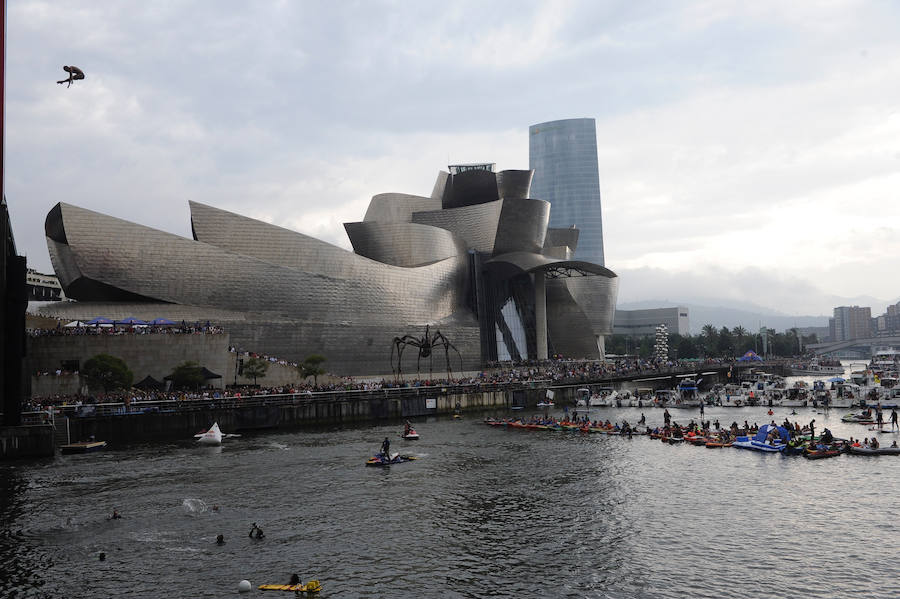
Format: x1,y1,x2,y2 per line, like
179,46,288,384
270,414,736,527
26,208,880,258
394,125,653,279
259,580,321,593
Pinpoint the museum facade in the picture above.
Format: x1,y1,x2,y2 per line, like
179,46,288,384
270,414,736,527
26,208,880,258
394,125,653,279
39,164,618,375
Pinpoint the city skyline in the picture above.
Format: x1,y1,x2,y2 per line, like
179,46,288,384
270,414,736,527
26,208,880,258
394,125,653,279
5,1,900,316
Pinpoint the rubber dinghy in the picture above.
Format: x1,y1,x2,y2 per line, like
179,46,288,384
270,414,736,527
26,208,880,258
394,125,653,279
366,452,417,466
848,446,900,456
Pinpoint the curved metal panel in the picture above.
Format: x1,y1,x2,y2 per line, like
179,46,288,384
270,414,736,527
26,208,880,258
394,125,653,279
441,169,498,210
564,274,619,336
545,227,580,252
344,221,467,267
493,198,549,255
485,251,617,279
496,169,534,199
47,203,470,326
412,200,502,253
191,201,365,274
362,193,441,223
546,279,601,358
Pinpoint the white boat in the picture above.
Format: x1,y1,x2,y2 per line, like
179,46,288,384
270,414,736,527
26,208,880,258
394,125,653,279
589,388,617,407
786,358,845,376
672,378,701,408
401,428,420,440
196,422,223,445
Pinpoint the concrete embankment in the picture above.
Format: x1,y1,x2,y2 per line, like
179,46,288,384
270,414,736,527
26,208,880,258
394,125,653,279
57,385,548,446
0,425,55,458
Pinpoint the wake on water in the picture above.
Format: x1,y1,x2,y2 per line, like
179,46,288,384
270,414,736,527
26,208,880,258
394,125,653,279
181,498,209,514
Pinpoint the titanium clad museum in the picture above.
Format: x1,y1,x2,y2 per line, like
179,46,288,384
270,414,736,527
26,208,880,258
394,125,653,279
39,164,618,375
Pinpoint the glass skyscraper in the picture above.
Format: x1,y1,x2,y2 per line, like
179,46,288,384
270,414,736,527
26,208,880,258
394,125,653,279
529,118,605,266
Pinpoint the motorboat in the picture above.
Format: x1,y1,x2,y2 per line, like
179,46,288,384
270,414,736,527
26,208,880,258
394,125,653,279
673,378,701,408
366,452,417,466
785,358,845,377
575,388,591,407
400,428,420,440
589,388,617,407
732,424,790,453
60,440,107,454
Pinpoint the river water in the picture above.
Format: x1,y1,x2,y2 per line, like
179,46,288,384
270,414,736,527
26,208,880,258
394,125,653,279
1,402,898,598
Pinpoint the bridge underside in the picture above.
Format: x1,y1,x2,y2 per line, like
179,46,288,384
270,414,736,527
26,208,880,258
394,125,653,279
808,336,900,357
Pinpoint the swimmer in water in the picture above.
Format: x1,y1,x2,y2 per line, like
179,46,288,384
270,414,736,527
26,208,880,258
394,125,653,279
109,509,121,520
216,534,225,545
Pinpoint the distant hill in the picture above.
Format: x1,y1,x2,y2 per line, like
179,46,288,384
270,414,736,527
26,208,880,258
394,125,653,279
617,300,829,335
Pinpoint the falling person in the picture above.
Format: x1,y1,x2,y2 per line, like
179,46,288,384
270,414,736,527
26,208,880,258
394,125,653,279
57,65,85,88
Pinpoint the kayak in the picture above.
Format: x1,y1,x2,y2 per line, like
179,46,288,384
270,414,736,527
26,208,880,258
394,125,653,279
259,580,321,593
366,453,417,466
705,441,732,448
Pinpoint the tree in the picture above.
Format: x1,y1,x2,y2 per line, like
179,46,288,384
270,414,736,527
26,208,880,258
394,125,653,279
82,353,133,392
732,326,749,353
167,361,205,390
701,324,718,356
676,335,699,359
717,326,734,356
242,357,269,385
299,354,327,386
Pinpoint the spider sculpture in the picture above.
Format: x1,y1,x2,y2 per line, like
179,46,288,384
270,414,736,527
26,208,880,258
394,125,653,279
391,325,462,378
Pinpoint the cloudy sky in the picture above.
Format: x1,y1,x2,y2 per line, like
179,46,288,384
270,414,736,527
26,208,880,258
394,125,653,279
5,0,900,316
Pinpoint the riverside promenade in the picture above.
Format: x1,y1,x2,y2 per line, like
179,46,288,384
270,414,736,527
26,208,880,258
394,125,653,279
24,360,776,449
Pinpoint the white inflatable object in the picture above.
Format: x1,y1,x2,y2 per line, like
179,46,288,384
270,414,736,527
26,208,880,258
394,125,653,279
195,422,223,445
238,579,251,593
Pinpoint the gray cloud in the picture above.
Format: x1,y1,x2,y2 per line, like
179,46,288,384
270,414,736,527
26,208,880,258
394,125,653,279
5,1,899,315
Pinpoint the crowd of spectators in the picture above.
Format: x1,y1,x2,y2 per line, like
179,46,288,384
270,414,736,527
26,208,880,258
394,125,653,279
27,321,225,338
27,355,749,409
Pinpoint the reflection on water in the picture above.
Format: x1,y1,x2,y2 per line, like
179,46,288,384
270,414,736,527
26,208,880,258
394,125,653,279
1,405,899,598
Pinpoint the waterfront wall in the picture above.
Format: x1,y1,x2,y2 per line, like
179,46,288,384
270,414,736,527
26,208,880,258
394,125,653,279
60,387,546,446
0,425,55,458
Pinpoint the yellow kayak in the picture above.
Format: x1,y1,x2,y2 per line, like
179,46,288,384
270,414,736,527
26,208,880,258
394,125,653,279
259,580,321,593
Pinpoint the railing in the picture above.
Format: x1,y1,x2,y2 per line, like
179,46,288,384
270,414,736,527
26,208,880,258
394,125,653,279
47,380,550,418
26,361,777,420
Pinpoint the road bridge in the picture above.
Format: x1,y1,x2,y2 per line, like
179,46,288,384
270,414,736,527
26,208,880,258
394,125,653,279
807,337,900,357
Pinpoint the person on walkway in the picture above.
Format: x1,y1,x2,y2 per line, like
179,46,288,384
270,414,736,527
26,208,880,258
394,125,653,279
57,65,85,88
